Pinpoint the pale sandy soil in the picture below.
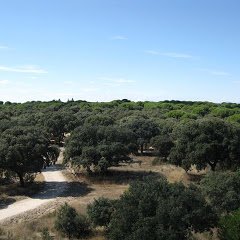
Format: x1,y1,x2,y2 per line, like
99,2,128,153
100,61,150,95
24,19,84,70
0,150,67,223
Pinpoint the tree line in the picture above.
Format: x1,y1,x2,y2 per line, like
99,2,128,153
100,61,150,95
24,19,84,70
2,99,240,185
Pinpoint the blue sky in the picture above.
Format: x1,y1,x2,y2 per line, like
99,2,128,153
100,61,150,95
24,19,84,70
0,0,240,103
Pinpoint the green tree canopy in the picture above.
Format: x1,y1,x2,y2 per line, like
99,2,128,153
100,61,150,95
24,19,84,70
108,177,217,240
87,197,116,227
150,135,174,160
218,208,240,240
200,171,240,214
55,203,90,239
43,111,78,144
0,126,50,186
64,125,137,173
169,118,240,171
120,116,159,153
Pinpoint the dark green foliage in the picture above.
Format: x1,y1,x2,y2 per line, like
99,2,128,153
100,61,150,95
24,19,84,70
2,99,240,186
41,228,53,240
0,126,50,186
218,209,240,240
201,171,240,214
0,119,12,133
121,116,159,153
192,105,211,116
45,145,60,166
169,118,240,171
78,146,101,173
85,114,115,126
155,118,177,135
55,203,90,239
150,134,174,160
108,177,217,240
64,125,136,173
87,197,116,227
44,111,78,144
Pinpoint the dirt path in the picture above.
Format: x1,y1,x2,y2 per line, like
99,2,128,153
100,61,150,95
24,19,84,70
0,153,191,226
0,150,67,223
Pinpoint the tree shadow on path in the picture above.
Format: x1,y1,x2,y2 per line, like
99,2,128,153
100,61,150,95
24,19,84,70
80,169,162,185
0,198,16,210
32,181,93,200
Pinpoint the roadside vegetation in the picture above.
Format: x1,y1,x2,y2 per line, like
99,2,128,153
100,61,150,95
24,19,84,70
1,99,240,239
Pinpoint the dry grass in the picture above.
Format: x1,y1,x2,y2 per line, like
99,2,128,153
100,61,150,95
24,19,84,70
193,229,219,240
0,173,45,210
0,157,213,240
35,172,45,182
111,155,190,184
1,210,106,239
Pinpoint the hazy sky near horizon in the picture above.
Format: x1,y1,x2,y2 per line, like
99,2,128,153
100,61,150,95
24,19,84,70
0,0,240,103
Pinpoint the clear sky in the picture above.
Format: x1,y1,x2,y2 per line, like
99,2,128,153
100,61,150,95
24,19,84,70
0,0,240,103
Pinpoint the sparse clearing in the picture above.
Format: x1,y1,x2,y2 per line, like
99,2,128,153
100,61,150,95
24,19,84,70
0,153,214,239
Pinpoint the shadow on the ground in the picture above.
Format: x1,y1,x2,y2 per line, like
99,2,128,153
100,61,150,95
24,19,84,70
32,181,93,200
41,164,64,172
0,181,93,206
0,197,16,210
79,169,162,185
187,173,205,183
0,182,45,198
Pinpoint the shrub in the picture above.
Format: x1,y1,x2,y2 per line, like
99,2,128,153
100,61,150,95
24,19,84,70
108,177,217,240
55,203,90,239
218,208,240,240
200,171,240,214
150,135,174,160
87,197,116,227
24,173,37,183
41,228,53,240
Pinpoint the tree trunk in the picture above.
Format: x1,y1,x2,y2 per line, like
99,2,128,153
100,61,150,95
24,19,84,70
58,136,61,145
86,166,92,174
211,165,216,171
140,144,144,154
209,162,217,171
16,172,25,187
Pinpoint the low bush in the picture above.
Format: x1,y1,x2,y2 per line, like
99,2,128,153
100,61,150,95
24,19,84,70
108,177,217,240
218,208,240,240
87,197,116,227
55,203,90,239
200,171,240,214
41,227,53,240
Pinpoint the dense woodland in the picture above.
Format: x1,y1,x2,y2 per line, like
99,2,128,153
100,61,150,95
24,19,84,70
1,99,240,239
